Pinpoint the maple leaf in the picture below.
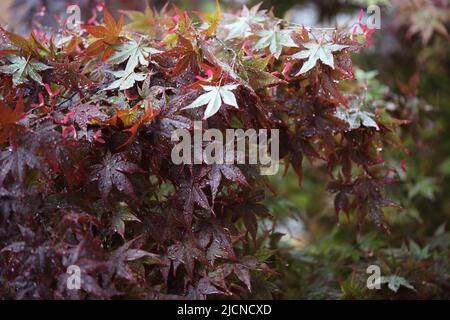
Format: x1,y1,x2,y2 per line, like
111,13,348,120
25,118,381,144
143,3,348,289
255,29,298,59
225,19,251,40
183,84,238,119
100,105,143,130
178,178,211,228
0,143,43,185
208,164,249,202
110,239,160,281
0,55,51,85
104,70,147,91
398,3,449,45
335,102,379,130
319,72,349,107
52,142,88,190
68,104,108,136
0,28,47,58
107,39,161,73
195,0,221,37
66,104,107,142
231,191,270,244
82,9,124,61
123,5,157,34
380,275,416,293
155,104,193,138
90,151,142,202
189,277,223,299
0,96,26,144
120,102,159,148
233,263,253,291
52,60,93,93
164,36,199,76
219,256,258,292
202,221,236,265
168,238,208,280
199,40,255,93
291,41,348,75
225,3,267,40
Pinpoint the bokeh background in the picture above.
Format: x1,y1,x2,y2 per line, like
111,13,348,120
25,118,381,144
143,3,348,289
1,0,449,299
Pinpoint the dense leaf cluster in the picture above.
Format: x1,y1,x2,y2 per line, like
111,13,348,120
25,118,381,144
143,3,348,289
0,3,405,299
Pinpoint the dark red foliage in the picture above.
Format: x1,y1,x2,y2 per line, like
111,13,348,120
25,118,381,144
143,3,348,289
0,4,405,299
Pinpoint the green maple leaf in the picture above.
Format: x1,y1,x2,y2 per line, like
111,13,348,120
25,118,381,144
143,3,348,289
108,39,161,73
380,275,416,293
225,18,252,40
123,6,156,34
255,29,298,59
104,70,147,91
225,3,267,40
183,84,238,119
0,55,51,85
239,54,286,89
335,101,379,130
291,41,348,75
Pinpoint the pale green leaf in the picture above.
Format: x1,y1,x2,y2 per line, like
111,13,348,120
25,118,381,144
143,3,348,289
104,70,147,91
204,89,222,120
108,39,161,72
255,29,298,59
224,3,267,40
0,55,51,85
380,275,416,293
291,41,348,75
335,104,379,130
183,85,239,119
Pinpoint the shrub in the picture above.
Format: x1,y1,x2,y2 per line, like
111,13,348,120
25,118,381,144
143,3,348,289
0,3,405,299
